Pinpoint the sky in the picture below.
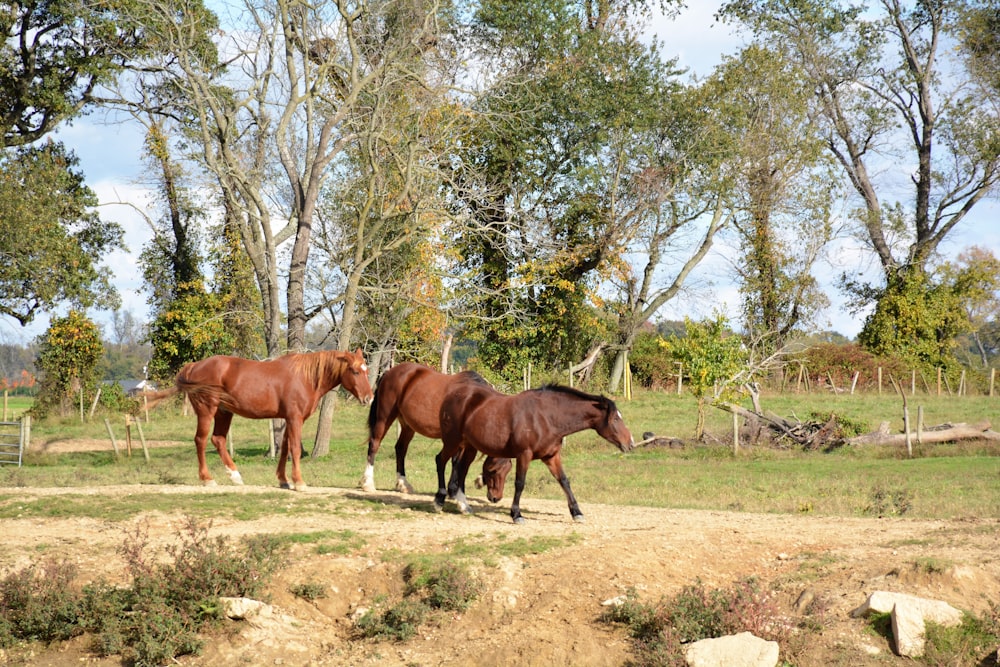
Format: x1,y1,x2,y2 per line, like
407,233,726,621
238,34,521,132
2,1,998,347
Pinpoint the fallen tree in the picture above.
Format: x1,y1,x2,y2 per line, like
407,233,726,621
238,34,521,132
846,420,1000,446
713,399,1000,450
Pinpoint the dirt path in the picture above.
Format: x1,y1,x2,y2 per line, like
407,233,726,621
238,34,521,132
1,480,999,666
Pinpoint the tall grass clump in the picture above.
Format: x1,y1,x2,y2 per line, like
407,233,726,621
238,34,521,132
921,602,1000,667
0,516,287,666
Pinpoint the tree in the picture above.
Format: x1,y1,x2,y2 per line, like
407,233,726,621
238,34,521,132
0,0,152,148
0,142,123,326
659,315,748,439
145,282,236,381
936,246,1000,368
118,0,447,359
33,310,103,418
957,1,1000,94
721,0,1000,364
711,46,835,350
459,0,685,381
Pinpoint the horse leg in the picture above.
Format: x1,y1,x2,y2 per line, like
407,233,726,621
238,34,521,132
542,451,583,522
393,426,416,494
510,454,533,525
433,450,449,511
433,438,462,511
276,424,290,489
282,418,307,492
211,410,242,485
193,408,217,485
447,447,477,514
446,449,464,500
362,399,398,492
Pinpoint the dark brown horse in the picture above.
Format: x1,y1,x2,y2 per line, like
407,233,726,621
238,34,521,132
363,362,511,498
144,349,374,490
436,373,634,524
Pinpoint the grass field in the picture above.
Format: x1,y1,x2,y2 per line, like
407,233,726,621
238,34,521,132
1,388,998,520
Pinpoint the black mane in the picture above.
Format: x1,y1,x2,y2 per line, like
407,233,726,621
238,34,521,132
535,384,618,419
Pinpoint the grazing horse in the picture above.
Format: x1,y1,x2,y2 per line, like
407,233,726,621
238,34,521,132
144,349,374,490
362,362,511,497
436,373,634,524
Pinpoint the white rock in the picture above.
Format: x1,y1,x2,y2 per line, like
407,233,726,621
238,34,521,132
219,596,269,620
851,591,963,626
851,591,964,658
684,631,780,667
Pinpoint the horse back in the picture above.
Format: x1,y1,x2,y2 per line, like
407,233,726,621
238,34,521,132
177,355,306,417
439,374,511,455
370,363,456,438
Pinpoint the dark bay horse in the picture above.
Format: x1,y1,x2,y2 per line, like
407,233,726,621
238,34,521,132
144,349,374,491
363,363,511,498
436,373,634,524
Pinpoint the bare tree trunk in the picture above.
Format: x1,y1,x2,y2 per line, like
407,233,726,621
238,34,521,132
441,333,453,373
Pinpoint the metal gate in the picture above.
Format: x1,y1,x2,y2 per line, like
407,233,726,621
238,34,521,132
0,419,24,466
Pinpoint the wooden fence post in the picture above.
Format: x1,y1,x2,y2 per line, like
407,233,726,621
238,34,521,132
133,417,150,462
732,412,739,454
103,418,120,457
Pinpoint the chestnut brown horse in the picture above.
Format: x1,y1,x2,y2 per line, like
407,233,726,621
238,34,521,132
144,349,373,490
436,373,634,524
363,362,511,498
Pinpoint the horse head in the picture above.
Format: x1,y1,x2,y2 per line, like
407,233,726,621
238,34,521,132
597,398,634,453
475,456,512,502
342,348,375,405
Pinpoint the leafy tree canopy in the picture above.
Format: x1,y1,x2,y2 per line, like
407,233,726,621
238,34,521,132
33,309,103,417
0,0,162,148
0,141,123,326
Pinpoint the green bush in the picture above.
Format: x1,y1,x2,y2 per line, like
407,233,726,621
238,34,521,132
403,560,482,612
357,598,429,641
0,558,82,646
0,516,287,665
290,581,328,602
96,382,141,415
601,578,789,667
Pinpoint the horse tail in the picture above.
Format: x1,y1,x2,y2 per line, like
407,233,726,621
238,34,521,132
140,385,181,410
367,384,381,434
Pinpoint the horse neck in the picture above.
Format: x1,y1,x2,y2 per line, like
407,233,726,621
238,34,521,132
542,392,604,437
313,351,346,394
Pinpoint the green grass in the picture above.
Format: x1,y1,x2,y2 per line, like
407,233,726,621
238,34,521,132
1,389,998,520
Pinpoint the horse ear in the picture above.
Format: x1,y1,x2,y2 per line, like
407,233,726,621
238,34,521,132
354,347,363,358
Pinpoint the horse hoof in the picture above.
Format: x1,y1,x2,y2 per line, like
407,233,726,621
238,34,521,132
228,470,244,485
361,482,376,493
513,516,526,525
433,502,444,513
459,504,472,515
572,514,586,523
395,478,414,494
203,479,218,487
279,482,292,490
294,482,308,492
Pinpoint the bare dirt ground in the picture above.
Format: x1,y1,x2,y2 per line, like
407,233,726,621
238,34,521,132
2,441,999,666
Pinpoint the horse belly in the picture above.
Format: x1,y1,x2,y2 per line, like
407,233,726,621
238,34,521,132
397,377,450,439
464,418,515,458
